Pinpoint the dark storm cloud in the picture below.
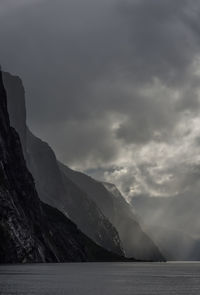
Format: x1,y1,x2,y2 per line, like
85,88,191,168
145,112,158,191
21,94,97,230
117,0,200,83
1,0,200,198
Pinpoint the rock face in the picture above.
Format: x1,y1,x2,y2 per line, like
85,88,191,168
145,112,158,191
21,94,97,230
27,131,123,256
0,70,127,263
4,71,165,261
60,167,164,261
3,73,27,155
3,72,124,257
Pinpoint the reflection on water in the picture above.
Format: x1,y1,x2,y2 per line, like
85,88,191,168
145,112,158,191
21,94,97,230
0,262,200,295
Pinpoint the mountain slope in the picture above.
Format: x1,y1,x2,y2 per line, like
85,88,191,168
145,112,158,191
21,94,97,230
4,71,164,261
144,226,200,261
60,166,164,261
0,69,128,263
132,195,200,260
27,130,123,256
4,71,123,257
132,195,200,238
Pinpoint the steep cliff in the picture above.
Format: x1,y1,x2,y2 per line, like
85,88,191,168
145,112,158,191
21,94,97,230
27,131,123,256
3,72,27,155
4,72,124,256
60,166,164,261
0,70,127,263
4,71,164,261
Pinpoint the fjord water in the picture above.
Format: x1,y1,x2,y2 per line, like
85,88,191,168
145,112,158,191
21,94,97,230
0,263,200,295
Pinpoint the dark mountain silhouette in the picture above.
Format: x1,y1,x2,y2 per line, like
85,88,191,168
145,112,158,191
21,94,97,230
3,71,123,257
3,71,165,261
61,166,164,261
0,69,130,263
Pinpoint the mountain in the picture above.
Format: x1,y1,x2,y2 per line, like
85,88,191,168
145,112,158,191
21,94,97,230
0,69,129,263
60,166,164,261
132,195,200,260
3,71,123,257
3,71,165,261
3,72,27,155
145,226,200,261
133,194,200,237
26,130,123,256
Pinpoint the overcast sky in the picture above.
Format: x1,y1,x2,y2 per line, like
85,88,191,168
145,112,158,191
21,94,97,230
1,0,200,200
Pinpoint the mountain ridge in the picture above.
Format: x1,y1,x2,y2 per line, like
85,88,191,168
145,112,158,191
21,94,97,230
3,71,165,262
61,164,164,260
0,69,130,263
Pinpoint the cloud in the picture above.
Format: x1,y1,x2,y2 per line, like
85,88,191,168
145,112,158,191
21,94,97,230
1,0,200,200
0,0,44,14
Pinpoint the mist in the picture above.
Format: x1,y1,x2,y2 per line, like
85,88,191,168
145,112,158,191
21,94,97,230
1,0,200,260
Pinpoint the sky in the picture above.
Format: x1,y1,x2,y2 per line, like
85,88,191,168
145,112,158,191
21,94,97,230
1,0,200,200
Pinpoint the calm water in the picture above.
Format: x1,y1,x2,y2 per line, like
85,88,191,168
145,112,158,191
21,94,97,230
0,262,200,295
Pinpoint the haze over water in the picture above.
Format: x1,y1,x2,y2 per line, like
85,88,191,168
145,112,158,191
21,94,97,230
0,263,200,295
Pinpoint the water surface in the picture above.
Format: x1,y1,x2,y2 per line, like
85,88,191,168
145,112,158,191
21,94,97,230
0,262,200,294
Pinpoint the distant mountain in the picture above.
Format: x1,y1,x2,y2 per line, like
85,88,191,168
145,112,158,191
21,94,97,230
143,226,200,261
4,71,165,262
132,195,200,260
0,70,126,263
60,166,164,261
132,195,200,239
